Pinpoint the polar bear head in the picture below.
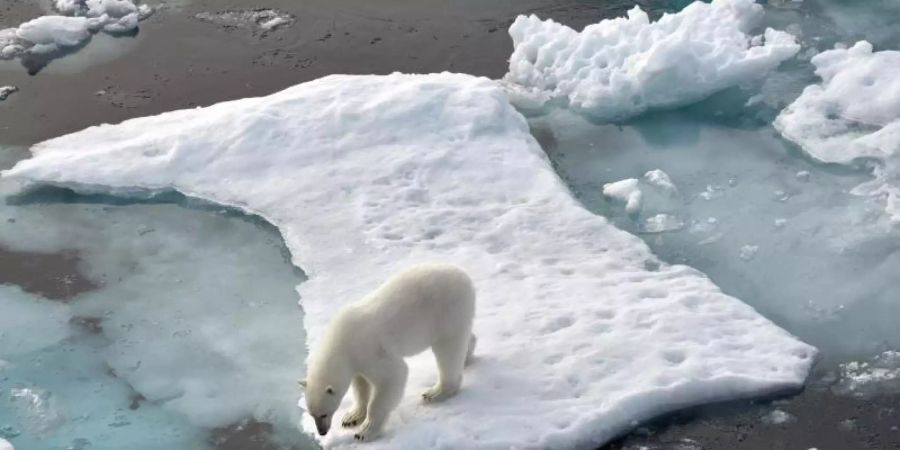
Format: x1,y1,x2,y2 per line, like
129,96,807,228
298,356,352,436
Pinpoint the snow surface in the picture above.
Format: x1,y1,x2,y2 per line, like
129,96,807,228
0,0,150,61
503,0,800,121
775,41,900,222
3,73,816,449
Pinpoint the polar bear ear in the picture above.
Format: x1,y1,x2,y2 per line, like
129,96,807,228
297,379,308,388
326,385,334,395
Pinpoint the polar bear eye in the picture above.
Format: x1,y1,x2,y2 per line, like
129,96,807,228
326,386,334,395
319,414,327,419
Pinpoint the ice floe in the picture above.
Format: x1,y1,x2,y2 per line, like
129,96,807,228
3,73,815,449
503,0,800,120
775,41,900,223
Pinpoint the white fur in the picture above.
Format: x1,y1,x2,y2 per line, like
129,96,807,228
301,263,477,441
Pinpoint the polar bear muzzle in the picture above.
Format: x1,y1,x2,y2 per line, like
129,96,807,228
314,414,332,436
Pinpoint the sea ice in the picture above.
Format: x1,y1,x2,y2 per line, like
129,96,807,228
775,41,900,223
0,438,12,450
503,0,800,120
3,73,815,449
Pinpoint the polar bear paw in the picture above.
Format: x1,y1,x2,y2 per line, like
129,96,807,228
342,408,366,428
421,383,459,403
353,421,380,441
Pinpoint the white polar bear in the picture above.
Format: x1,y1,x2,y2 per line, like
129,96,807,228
299,263,477,441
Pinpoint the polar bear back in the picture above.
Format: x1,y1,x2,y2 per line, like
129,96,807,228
349,264,475,358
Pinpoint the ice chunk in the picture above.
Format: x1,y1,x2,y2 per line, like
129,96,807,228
761,409,796,425
738,244,759,261
603,178,642,214
15,16,91,52
640,213,685,233
3,73,815,449
0,438,12,450
774,41,900,222
644,169,678,195
503,0,800,120
0,86,16,101
0,0,150,68
194,9,295,32
8,388,65,435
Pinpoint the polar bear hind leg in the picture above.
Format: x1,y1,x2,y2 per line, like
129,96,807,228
422,331,473,402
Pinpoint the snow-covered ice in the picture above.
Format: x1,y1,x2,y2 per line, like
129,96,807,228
503,0,800,120
775,41,900,222
3,72,815,449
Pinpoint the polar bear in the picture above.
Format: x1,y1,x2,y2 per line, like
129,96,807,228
299,263,477,441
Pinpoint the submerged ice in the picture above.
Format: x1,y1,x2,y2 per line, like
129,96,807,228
503,0,800,120
3,72,815,449
0,147,312,449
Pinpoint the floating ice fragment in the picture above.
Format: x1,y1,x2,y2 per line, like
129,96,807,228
8,387,65,435
603,178,642,214
834,351,900,397
643,169,678,195
0,0,150,67
0,437,12,450
194,9,295,32
795,170,810,181
773,218,787,228
15,16,91,51
0,86,17,101
739,244,759,261
641,214,685,233
699,184,725,200
504,0,800,120
761,408,796,424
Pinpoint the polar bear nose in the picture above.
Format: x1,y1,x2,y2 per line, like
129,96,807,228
315,415,331,435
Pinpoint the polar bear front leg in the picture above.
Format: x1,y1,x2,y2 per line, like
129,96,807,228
342,376,370,428
354,357,408,441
